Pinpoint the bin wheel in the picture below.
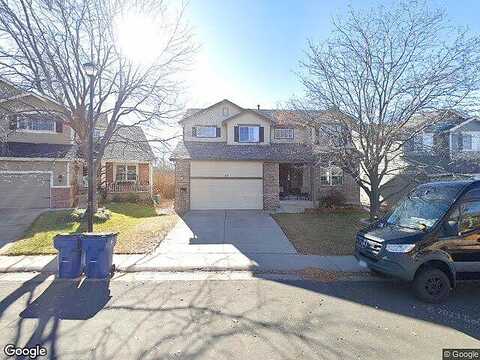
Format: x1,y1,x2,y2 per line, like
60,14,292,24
110,264,116,277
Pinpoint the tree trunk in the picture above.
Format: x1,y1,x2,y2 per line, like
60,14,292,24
369,176,381,221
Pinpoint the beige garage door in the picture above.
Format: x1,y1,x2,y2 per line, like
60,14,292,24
190,161,263,210
0,172,50,209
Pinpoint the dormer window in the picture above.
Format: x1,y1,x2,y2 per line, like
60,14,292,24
193,126,219,138
274,128,294,139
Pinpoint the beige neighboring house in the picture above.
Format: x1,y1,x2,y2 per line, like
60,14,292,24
0,78,155,209
170,99,360,212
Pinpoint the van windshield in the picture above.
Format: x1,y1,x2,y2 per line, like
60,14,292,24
386,185,460,231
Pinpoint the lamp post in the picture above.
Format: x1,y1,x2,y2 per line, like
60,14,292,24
82,62,96,232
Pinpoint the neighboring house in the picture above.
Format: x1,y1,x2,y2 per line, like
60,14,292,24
0,78,155,209
170,99,360,212
364,110,480,207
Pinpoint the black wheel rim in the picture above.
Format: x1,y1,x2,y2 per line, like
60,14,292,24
425,276,444,297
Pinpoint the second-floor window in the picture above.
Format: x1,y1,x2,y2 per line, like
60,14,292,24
194,126,218,138
16,115,56,133
274,128,294,139
452,133,473,151
239,126,259,142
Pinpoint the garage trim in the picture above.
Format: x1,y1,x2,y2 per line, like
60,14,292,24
191,176,262,180
0,170,53,208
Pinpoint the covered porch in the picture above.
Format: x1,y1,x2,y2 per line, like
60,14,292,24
278,163,314,212
104,161,153,194
279,163,312,200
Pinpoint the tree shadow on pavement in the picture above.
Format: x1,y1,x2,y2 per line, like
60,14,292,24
272,277,480,340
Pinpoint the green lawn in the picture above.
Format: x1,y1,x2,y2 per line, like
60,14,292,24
5,203,178,255
272,210,367,255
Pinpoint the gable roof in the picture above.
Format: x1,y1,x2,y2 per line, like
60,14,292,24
102,126,155,162
0,78,63,110
448,117,480,132
180,99,344,128
221,108,273,124
179,99,244,123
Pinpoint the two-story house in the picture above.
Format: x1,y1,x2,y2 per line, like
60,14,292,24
0,78,155,209
365,110,480,208
170,99,360,212
404,110,480,175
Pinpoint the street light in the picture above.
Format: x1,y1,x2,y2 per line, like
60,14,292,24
83,61,96,232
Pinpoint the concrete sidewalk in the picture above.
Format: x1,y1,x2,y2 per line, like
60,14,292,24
0,253,368,273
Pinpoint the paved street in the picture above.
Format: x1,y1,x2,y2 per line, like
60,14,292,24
0,273,479,359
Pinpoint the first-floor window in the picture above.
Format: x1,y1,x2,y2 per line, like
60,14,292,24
319,166,343,186
116,164,137,181
16,114,55,132
239,126,259,142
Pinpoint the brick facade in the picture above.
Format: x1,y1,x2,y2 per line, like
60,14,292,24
263,162,280,210
312,165,360,205
174,160,190,213
51,187,74,208
138,163,150,185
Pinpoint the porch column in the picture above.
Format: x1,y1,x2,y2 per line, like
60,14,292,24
263,162,279,210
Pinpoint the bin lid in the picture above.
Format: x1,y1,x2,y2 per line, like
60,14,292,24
82,232,118,237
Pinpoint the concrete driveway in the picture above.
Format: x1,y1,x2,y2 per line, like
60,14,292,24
157,210,297,255
0,208,44,250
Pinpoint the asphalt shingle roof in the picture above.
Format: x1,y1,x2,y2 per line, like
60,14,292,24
102,126,155,162
170,141,316,162
0,142,78,159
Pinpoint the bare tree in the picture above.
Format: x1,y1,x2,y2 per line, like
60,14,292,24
0,0,195,188
295,1,480,219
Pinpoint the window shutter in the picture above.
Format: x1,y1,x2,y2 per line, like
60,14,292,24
8,115,17,130
464,134,472,150
259,127,264,142
216,127,221,137
234,126,239,142
192,126,197,137
55,120,63,133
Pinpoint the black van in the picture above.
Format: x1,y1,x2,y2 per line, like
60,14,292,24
355,180,480,303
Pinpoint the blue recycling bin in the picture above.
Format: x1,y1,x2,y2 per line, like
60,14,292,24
81,232,117,279
53,234,84,278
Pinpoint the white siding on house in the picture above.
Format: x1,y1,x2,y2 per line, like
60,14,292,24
183,102,242,143
226,112,271,145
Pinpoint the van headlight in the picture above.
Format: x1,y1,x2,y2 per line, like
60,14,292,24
386,244,415,253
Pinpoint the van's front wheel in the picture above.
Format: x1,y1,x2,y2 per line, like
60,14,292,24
413,267,451,303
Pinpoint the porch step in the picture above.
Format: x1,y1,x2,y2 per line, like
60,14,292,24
276,200,315,214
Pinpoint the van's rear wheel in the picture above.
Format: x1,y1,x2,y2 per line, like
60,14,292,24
413,267,451,303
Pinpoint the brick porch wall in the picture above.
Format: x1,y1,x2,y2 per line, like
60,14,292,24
174,160,190,213
263,162,279,210
51,187,74,208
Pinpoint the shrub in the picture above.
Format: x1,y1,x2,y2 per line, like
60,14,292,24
318,190,346,208
68,208,112,223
